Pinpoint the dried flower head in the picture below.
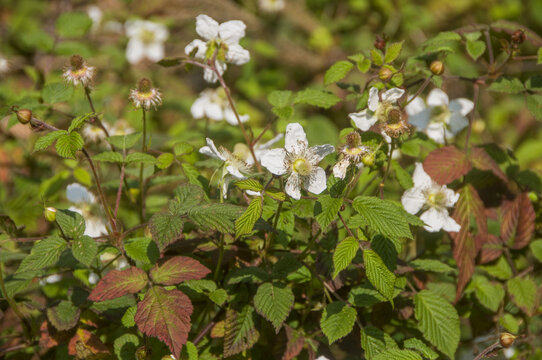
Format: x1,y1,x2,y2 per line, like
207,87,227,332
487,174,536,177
63,54,95,87
129,78,162,110
333,131,371,179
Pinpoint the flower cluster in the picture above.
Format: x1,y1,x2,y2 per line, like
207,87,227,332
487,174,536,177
191,88,249,125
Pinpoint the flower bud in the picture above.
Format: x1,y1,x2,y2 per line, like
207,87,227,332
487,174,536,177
374,35,387,50
44,207,57,222
378,67,393,81
499,333,517,348
362,152,375,166
16,109,32,124
511,30,525,44
528,191,538,203
430,60,444,75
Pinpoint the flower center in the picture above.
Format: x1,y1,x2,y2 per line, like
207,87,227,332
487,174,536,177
345,147,365,156
292,158,312,176
205,39,229,61
430,105,451,124
375,102,401,124
140,29,156,44
427,191,447,207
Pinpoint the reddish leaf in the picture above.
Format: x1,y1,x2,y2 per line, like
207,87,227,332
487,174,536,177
134,286,193,358
478,234,503,264
88,267,148,302
471,147,509,185
501,193,536,250
39,321,71,350
451,185,487,302
150,256,210,286
282,326,304,360
423,146,472,185
68,328,110,357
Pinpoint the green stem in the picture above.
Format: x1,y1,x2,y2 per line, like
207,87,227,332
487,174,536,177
139,108,147,222
213,235,225,282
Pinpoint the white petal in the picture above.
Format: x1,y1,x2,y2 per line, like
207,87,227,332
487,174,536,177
222,177,230,199
449,98,474,117
226,165,245,179
257,133,283,150
125,20,142,37
285,173,301,200
412,162,432,189
442,187,460,207
261,148,287,175
368,87,379,112
382,88,405,103
195,14,219,41
381,131,392,144
206,102,224,121
405,96,426,115
310,144,335,162
190,97,207,119
333,158,350,179
199,146,218,159
144,42,165,62
203,67,218,83
224,108,249,125
245,190,261,196
443,211,461,232
226,44,250,65
401,187,425,214
420,207,449,232
408,108,431,130
285,123,308,153
447,112,469,136
426,122,446,144
304,167,327,195
426,88,449,107
205,138,226,160
184,39,207,59
67,183,95,204
349,110,377,131
218,20,246,45
152,23,169,41
85,217,107,237
126,38,145,64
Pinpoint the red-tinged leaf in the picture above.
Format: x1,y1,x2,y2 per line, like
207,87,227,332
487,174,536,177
68,328,110,357
134,287,193,358
501,193,536,250
224,306,259,357
39,321,71,350
479,234,503,264
471,147,509,185
282,326,304,360
150,256,211,286
450,185,487,302
88,267,148,302
423,146,472,185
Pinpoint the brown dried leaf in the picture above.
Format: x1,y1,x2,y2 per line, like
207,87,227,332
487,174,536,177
68,328,110,358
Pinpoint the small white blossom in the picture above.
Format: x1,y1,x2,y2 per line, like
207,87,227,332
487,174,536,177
184,14,250,83
125,20,169,64
66,183,108,237
261,123,334,200
0,55,9,75
349,87,405,132
39,274,63,286
259,0,285,12
401,163,460,233
86,5,103,31
199,138,252,198
82,122,112,143
129,78,162,110
406,88,473,144
333,132,369,179
191,88,249,125
88,272,99,285
63,55,95,87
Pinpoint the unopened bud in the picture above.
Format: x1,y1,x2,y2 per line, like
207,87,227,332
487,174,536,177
44,207,57,222
137,78,152,94
378,67,393,81
70,54,85,71
362,152,375,166
499,333,517,348
511,30,525,44
374,35,387,50
430,60,444,75
16,109,32,124
528,191,538,203
346,131,362,148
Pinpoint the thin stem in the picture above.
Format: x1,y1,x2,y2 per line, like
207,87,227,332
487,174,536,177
404,75,433,106
139,108,147,222
213,235,225,282
84,87,110,138
464,82,480,153
114,158,125,221
379,140,395,199
337,211,355,238
485,30,494,67
473,341,501,360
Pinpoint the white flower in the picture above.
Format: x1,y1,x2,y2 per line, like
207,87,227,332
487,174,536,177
0,55,9,75
129,78,162,110
66,183,108,237
82,122,112,143
259,0,285,12
261,123,334,200
401,163,460,233
184,14,250,83
406,88,473,144
88,272,99,285
63,55,95,87
87,5,103,31
316,356,332,360
349,87,405,132
39,274,63,286
110,119,135,136
191,88,249,125
125,20,169,64
251,133,284,164
333,132,369,179
199,138,252,198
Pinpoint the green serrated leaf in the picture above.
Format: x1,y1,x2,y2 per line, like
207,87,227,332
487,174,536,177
55,12,92,37
333,236,359,278
209,289,228,306
124,237,159,265
499,313,519,334
156,153,175,169
384,41,404,63
357,58,372,73
272,105,294,119
507,277,537,316
114,333,140,360
235,179,263,192
55,132,84,159
364,249,396,301
466,39,486,60
254,282,294,333
34,130,67,152
17,236,68,273
235,196,263,238
403,338,438,360
361,326,398,359
149,213,184,252
188,203,242,234
538,48,542,65
488,77,525,94
530,239,542,262
268,90,293,107
320,301,356,344
473,276,505,312
414,290,460,359
125,152,156,165
373,349,422,360
68,113,96,133
184,341,198,360
93,151,124,163
224,305,259,357
107,132,142,150
227,267,270,285
47,300,81,331
324,60,354,86
42,82,74,104
121,306,137,328
391,160,413,189
294,89,341,109
174,142,194,156
526,94,542,120
314,195,342,231
353,196,413,239
371,49,384,66
410,259,456,274
72,235,98,267
56,209,86,238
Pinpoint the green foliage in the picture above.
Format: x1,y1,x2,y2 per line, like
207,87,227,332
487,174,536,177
235,196,263,238
384,41,404,63
294,89,341,109
55,131,84,159
56,209,86,238
17,236,67,274
47,300,81,331
361,326,398,359
488,77,526,93
320,301,357,344
332,236,359,278
224,306,259,357
34,130,67,152
149,213,184,252
253,282,294,333
324,61,354,85
107,132,142,150
364,249,396,301
71,235,98,267
403,338,438,360
507,277,538,316
55,12,92,37
473,276,505,312
41,82,74,104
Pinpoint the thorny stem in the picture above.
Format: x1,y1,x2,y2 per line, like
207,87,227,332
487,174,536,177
337,211,355,238
473,341,501,360
139,108,147,222
464,82,480,153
